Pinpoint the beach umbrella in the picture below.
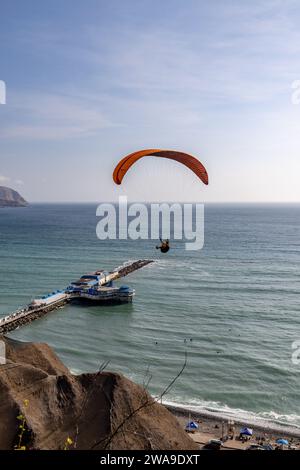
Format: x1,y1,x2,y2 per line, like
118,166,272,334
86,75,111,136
240,427,253,436
185,421,199,431
276,438,288,446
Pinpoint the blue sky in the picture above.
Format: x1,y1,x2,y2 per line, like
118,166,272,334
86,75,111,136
0,0,300,202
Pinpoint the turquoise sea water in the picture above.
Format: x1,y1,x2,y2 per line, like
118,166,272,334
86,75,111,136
0,203,299,428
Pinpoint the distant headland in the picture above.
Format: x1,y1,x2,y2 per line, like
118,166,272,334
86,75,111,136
0,186,28,207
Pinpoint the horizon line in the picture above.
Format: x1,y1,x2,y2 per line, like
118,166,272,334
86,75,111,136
20,200,300,205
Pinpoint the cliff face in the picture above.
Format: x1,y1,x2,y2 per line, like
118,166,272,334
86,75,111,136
0,186,28,207
0,336,197,450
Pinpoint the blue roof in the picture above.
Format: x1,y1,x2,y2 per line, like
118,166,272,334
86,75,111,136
276,438,288,445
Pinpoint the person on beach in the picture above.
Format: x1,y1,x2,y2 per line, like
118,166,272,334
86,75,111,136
156,238,170,253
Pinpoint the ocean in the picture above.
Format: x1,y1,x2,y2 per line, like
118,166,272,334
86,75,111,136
0,203,299,430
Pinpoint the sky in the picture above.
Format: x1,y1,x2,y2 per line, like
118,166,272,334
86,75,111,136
0,0,300,202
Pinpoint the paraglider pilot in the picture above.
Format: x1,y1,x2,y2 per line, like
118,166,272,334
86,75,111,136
156,238,170,253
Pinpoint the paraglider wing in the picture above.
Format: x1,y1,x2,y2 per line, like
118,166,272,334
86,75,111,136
113,149,209,185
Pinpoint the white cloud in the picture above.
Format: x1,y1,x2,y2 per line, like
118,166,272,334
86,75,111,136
0,175,11,184
0,92,115,140
12,4,300,108
2,1,300,202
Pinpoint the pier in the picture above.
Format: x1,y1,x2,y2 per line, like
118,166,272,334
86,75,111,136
0,259,153,335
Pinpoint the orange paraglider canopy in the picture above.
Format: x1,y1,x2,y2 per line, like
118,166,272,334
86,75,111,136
113,149,209,185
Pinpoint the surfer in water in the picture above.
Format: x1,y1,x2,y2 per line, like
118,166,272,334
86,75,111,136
156,238,170,253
